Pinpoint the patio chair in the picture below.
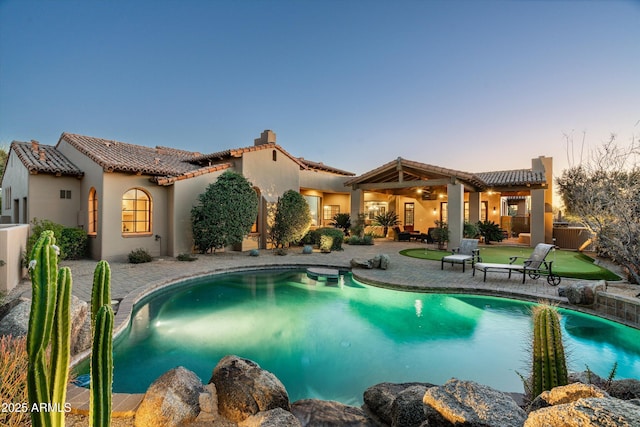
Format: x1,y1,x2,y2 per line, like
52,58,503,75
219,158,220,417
393,226,411,241
441,238,480,273
472,243,561,286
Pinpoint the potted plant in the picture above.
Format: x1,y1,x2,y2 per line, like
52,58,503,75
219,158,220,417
373,212,401,238
430,220,449,250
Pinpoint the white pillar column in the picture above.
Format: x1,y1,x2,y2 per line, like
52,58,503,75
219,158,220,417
447,183,464,248
530,188,545,247
350,188,364,219
468,192,481,225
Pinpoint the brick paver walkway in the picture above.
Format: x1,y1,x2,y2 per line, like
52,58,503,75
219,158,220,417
10,239,635,335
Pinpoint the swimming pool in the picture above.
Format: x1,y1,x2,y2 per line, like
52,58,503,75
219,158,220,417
98,270,640,405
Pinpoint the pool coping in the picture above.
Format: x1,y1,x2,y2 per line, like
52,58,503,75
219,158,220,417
67,262,640,418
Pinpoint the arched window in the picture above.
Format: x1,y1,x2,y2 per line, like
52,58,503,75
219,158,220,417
122,188,151,234
88,187,98,235
272,150,277,161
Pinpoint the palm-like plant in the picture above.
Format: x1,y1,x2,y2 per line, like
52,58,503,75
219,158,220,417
374,212,401,237
331,213,351,237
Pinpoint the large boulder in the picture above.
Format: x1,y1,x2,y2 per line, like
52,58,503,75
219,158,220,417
210,355,290,423
350,258,373,269
135,366,204,427
568,370,606,388
608,378,640,400
564,280,606,306
239,408,301,427
390,385,430,427
528,383,609,411
0,295,88,351
379,253,390,270
71,316,92,356
0,297,30,337
291,399,376,427
525,397,640,426
423,378,526,427
69,296,89,355
363,382,436,426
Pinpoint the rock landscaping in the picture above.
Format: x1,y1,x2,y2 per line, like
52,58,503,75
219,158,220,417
123,355,640,427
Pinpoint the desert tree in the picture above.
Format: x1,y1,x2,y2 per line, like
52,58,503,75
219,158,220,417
191,171,258,253
556,132,640,283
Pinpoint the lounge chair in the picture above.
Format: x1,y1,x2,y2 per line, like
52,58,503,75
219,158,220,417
441,238,480,273
473,243,561,285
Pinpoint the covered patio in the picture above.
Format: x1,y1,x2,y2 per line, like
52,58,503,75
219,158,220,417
345,156,553,247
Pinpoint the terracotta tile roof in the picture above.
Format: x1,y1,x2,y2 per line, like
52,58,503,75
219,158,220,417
298,158,355,176
475,169,546,187
10,141,84,177
151,163,232,186
59,132,201,176
190,143,308,170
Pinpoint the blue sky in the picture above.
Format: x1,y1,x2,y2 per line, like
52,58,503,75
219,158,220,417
1,0,638,179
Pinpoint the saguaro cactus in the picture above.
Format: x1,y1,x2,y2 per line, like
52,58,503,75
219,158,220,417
531,304,569,397
89,260,114,427
26,230,72,427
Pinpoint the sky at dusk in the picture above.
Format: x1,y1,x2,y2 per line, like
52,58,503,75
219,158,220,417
1,0,639,182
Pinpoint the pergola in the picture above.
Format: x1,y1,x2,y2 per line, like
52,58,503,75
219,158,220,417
345,156,553,247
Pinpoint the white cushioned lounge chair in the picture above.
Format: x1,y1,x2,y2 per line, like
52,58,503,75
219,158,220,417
441,238,480,273
473,243,561,286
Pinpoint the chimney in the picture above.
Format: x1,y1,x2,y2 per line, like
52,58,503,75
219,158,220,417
39,149,46,161
31,140,39,152
254,130,276,146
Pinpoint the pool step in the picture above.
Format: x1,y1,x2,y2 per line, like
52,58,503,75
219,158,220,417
306,267,340,281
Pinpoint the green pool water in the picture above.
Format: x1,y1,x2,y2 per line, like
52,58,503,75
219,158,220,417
94,270,640,405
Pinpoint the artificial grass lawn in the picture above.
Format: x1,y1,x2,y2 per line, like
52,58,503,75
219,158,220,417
400,246,621,281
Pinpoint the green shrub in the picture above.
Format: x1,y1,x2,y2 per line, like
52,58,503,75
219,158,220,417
191,170,259,254
330,213,351,236
307,227,344,251
477,220,504,244
27,218,64,259
60,227,88,259
463,222,479,238
320,235,333,253
128,248,152,264
269,190,311,248
177,253,197,261
26,219,88,260
347,235,374,245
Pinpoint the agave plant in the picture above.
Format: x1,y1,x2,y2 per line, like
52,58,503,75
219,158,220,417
374,212,401,237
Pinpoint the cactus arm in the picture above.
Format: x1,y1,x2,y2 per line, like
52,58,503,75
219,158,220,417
90,305,114,427
531,304,568,397
50,266,72,427
91,261,111,327
26,230,59,427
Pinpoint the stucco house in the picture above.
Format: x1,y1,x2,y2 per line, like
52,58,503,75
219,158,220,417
1,129,554,260
0,130,354,260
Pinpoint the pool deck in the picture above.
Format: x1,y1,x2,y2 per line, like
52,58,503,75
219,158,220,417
5,239,640,419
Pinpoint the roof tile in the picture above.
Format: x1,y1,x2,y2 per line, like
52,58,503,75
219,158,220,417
10,141,84,177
